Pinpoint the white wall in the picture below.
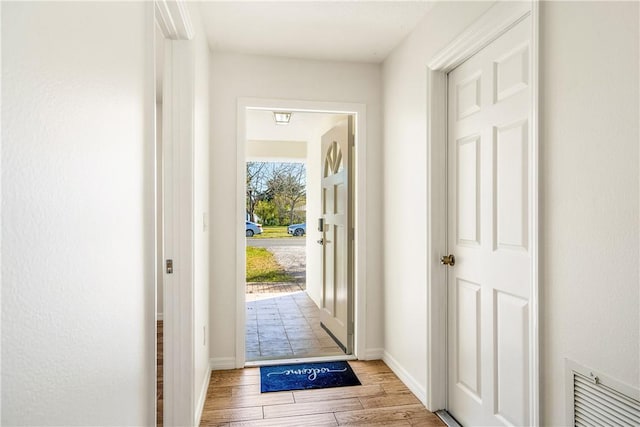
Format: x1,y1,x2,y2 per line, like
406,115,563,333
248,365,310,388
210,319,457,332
383,0,640,421
247,140,306,161
187,2,211,422
2,2,155,425
539,1,639,421
382,1,495,400
209,53,383,362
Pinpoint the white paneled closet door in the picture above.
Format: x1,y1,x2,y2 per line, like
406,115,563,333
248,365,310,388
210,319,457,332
446,14,533,427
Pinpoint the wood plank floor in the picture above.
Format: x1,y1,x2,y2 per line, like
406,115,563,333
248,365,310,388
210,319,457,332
199,360,445,426
157,320,163,427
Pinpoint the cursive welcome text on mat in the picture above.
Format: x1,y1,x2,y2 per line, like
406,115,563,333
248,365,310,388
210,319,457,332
266,366,348,381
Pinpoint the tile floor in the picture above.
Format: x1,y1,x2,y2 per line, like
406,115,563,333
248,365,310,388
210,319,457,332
245,290,345,361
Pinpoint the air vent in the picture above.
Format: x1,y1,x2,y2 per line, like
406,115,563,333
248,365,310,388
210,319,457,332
567,360,640,427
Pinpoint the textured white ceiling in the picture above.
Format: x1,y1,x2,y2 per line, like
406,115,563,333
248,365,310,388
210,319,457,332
198,1,434,63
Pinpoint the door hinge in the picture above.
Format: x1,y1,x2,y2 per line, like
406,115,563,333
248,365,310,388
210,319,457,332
351,227,355,240
166,259,173,274
349,320,355,334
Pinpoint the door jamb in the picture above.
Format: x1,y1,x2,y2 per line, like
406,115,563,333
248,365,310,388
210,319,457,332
424,2,539,424
236,98,367,368
155,1,196,425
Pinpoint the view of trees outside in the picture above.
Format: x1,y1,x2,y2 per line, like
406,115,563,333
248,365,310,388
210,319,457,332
246,162,306,226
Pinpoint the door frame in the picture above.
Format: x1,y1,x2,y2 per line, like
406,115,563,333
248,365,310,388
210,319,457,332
155,1,197,425
424,2,540,424
236,97,367,368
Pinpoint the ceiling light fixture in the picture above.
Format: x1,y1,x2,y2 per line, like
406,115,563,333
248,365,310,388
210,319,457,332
273,111,292,125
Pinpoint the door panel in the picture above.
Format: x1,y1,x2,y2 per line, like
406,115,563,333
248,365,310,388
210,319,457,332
495,120,528,251
320,118,353,353
447,15,532,426
494,291,529,426
456,135,481,246
455,279,482,400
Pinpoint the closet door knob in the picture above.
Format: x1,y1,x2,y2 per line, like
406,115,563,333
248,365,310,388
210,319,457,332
440,254,455,266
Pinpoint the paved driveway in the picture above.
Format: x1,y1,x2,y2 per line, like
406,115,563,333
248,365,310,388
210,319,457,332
246,237,305,248
269,245,306,283
247,238,306,283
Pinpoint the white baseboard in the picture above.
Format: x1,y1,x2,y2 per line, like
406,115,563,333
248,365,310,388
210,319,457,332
383,350,427,404
209,357,236,371
194,367,211,426
363,348,384,360
156,312,163,321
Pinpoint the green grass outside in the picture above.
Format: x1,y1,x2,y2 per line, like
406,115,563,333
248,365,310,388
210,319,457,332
251,225,296,239
246,246,294,282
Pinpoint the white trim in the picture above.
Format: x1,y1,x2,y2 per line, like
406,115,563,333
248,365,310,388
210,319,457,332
210,357,237,371
236,101,247,369
530,2,541,424
383,351,427,405
158,2,196,424
363,348,384,360
0,1,3,421
145,2,157,424
236,97,368,369
425,67,448,412
428,2,531,71
425,2,539,424
155,0,194,40
194,367,211,426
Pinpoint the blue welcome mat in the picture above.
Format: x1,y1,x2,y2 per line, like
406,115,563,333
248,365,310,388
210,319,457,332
260,361,361,393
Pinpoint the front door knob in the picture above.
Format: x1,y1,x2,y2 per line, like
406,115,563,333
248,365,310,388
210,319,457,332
317,238,324,245
440,254,455,266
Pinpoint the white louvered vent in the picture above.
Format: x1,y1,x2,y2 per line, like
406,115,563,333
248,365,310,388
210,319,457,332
567,360,640,427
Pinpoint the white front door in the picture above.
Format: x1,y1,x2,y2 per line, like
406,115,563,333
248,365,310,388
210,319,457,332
446,15,533,426
319,117,354,353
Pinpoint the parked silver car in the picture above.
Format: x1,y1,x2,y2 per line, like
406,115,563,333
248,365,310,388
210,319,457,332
287,223,306,236
246,221,263,237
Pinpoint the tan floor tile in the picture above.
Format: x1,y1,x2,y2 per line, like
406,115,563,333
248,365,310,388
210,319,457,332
246,290,349,360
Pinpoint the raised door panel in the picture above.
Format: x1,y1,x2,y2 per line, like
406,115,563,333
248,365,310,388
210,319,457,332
494,120,528,251
457,73,482,120
455,279,482,401
493,291,529,426
456,135,481,246
493,44,529,103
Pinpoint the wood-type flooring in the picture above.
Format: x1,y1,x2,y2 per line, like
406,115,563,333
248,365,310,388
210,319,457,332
157,320,444,426
199,360,445,426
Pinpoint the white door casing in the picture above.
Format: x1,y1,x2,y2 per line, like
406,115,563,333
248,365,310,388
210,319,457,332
319,117,354,353
425,1,539,423
156,0,196,425
446,13,534,427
